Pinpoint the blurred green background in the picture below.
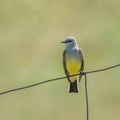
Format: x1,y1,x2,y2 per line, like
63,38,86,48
0,0,120,120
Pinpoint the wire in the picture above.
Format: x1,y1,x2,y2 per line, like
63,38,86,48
0,64,120,96
84,73,89,120
85,64,120,74
0,64,120,120
0,76,66,95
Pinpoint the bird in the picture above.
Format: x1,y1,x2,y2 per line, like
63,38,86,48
61,36,84,93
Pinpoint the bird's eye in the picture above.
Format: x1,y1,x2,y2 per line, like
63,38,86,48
67,40,72,43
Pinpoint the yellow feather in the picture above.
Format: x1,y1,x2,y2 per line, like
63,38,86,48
66,59,81,82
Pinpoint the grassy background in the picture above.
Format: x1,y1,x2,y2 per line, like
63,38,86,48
0,0,120,120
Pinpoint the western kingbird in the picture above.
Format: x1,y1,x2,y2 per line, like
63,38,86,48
61,36,84,93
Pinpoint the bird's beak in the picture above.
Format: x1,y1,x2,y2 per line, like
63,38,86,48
61,40,66,43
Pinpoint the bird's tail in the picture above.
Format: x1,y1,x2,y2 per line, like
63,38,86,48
68,80,79,93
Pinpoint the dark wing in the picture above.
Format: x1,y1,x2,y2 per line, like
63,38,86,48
79,48,84,71
79,48,84,81
63,50,68,75
63,50,70,82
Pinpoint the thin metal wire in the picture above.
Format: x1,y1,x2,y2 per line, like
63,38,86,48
0,76,66,95
84,73,89,120
0,64,120,120
85,64,120,74
0,64,120,95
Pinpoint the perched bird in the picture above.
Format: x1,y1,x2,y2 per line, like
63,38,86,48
61,36,84,93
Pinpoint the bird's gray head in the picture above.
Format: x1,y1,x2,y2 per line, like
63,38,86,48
61,36,77,47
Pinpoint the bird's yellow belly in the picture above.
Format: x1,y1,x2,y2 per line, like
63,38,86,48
66,59,81,75
66,59,81,82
